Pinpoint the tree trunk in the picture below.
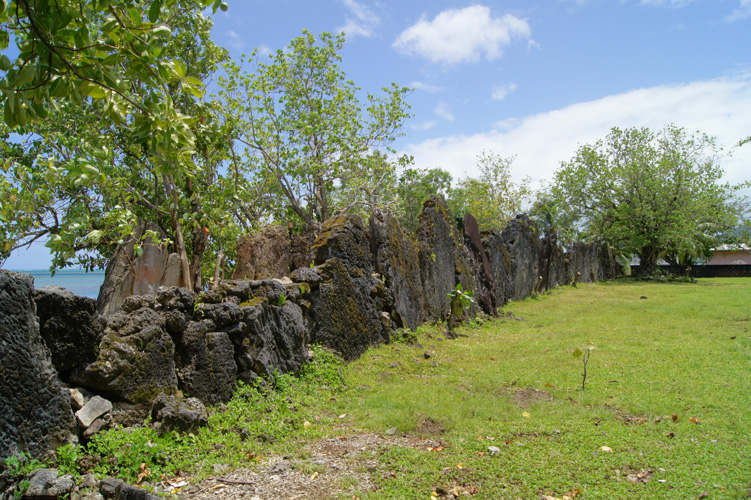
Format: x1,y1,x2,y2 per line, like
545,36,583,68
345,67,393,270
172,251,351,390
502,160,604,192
189,225,209,293
638,246,659,276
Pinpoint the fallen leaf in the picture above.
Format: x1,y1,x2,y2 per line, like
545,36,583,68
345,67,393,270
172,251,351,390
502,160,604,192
303,421,312,428
522,412,531,419
314,415,320,422
667,432,675,438
338,414,347,419
310,472,319,480
488,446,501,455
690,417,700,424
385,427,397,436
672,413,678,422
455,463,464,469
137,463,150,484
600,446,613,452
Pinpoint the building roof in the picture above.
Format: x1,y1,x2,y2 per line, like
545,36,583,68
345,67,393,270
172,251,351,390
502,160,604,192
711,244,751,252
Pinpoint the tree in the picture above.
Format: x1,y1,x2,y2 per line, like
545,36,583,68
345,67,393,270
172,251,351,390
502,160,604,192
220,31,412,227
450,151,531,231
553,125,743,274
528,184,579,244
394,166,453,233
0,2,247,292
0,0,226,130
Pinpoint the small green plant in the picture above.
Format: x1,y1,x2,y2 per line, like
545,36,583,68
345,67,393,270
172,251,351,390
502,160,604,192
3,453,43,500
277,292,287,306
54,443,82,475
572,345,595,390
446,283,474,332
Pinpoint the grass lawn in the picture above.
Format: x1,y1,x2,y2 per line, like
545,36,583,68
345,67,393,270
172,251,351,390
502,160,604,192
46,278,750,500
334,278,751,499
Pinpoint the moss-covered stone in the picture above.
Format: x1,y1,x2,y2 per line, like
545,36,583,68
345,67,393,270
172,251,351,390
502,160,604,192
71,307,178,404
370,208,425,330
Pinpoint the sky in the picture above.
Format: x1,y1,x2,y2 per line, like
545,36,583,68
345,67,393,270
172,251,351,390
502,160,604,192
5,0,751,269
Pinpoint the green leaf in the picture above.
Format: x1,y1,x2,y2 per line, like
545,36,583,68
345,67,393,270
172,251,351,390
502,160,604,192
151,26,172,38
148,0,162,23
0,54,11,72
13,66,36,87
3,99,15,127
573,348,583,358
85,85,107,99
0,29,8,50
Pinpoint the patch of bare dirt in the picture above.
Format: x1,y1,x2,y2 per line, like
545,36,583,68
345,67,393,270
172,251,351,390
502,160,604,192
415,417,444,435
510,388,553,407
171,432,444,500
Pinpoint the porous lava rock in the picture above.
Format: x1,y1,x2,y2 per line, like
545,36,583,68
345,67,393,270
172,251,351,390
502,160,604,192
71,307,178,404
0,270,75,464
33,285,104,379
173,321,237,406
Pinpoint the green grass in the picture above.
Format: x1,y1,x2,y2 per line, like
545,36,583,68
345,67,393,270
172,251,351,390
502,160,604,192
46,278,751,499
335,278,751,499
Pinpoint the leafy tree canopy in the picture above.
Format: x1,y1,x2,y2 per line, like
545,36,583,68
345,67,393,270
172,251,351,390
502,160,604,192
220,31,412,227
553,124,745,273
449,151,532,231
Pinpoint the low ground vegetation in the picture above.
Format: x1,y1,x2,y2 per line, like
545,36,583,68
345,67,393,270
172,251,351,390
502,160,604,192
6,279,749,499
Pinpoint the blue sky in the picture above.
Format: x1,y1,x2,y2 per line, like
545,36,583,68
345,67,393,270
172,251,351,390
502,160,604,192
5,0,751,269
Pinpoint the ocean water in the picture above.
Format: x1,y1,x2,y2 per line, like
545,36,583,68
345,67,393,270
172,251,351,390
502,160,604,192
14,269,105,299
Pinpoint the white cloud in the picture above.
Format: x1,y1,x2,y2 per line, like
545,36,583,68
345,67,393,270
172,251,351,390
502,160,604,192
393,5,532,65
492,82,518,101
724,0,751,22
338,0,380,38
404,75,751,190
411,81,445,93
435,102,454,122
411,120,439,131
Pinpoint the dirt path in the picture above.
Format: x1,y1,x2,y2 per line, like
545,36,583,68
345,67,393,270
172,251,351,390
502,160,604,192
171,432,444,500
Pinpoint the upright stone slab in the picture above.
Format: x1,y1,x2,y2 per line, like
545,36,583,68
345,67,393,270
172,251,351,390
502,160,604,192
370,208,425,330
482,229,513,306
0,270,74,463
463,213,497,315
97,222,181,316
233,224,293,280
501,214,540,301
538,233,567,292
415,196,476,322
303,215,391,360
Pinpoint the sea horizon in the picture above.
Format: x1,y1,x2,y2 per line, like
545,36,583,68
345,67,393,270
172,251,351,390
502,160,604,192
5,268,105,299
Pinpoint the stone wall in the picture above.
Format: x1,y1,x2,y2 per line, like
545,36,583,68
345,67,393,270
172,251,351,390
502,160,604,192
3,197,616,463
